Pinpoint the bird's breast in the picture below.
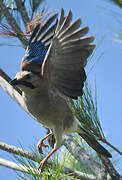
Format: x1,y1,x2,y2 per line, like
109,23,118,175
23,92,64,128
22,89,75,133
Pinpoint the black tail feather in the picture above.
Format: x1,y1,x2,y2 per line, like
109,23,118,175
78,132,112,158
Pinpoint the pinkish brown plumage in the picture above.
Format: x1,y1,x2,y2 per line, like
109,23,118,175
10,8,111,173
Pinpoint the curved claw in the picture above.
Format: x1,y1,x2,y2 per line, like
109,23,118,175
38,158,49,173
38,148,57,173
37,132,53,154
37,141,49,154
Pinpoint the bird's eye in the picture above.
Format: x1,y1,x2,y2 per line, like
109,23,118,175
26,74,31,79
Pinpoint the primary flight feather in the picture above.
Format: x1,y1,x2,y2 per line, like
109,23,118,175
10,8,111,172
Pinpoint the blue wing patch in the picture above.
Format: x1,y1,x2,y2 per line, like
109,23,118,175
23,40,48,66
21,13,58,71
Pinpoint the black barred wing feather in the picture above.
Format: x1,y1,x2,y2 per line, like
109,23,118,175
42,9,95,99
29,13,58,46
21,13,58,73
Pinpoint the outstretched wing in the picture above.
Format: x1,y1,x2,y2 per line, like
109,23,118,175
21,13,58,73
42,9,95,99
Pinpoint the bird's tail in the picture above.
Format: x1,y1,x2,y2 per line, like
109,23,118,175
78,127,112,158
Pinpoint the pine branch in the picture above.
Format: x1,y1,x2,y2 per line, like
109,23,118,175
0,141,96,180
0,68,105,179
63,136,122,179
69,82,122,157
0,68,27,111
63,135,107,179
0,0,28,47
100,156,122,180
0,68,121,179
0,158,39,174
0,157,97,180
0,141,38,162
14,0,30,26
0,68,22,95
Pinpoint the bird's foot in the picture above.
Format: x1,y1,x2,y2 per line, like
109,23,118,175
38,157,49,173
37,132,53,154
38,148,57,173
37,141,49,154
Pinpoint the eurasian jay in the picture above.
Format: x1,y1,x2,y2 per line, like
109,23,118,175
10,8,111,172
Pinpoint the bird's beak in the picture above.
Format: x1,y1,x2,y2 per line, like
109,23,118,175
9,79,21,86
10,78,36,89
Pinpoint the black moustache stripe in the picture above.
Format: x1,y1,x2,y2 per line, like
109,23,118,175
21,81,36,89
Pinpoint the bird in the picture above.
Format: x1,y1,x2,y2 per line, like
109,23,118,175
10,8,112,172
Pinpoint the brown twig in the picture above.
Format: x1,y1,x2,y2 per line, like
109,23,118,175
0,0,28,47
14,0,30,26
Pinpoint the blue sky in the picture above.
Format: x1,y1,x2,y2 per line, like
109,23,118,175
0,0,122,179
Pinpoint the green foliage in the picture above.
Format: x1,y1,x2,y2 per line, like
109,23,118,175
13,137,104,180
69,81,105,141
109,0,122,8
13,147,76,180
115,32,122,43
61,135,103,173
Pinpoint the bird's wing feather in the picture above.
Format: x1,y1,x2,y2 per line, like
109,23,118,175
42,9,95,99
21,13,58,73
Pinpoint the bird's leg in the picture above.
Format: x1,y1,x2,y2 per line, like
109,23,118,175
38,148,57,173
38,128,62,173
37,132,53,154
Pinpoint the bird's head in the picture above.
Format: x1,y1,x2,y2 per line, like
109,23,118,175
10,71,43,94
